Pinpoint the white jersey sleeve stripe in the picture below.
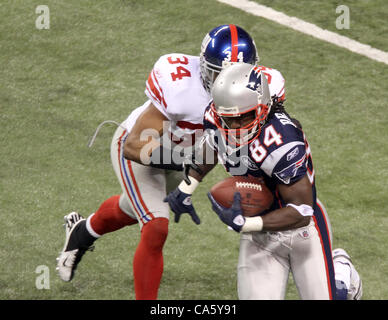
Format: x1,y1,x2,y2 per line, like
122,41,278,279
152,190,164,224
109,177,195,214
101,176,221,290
260,141,304,176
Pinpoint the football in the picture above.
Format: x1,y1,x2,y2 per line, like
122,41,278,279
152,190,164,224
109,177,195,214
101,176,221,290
210,176,273,217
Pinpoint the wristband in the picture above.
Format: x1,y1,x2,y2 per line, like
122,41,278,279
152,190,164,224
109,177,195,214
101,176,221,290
241,216,263,233
286,203,314,217
178,176,200,194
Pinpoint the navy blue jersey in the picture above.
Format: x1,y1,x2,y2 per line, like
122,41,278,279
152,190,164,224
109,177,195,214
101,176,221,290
203,106,337,298
203,106,315,214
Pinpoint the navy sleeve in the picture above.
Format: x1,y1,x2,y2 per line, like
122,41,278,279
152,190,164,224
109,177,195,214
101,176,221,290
271,143,308,185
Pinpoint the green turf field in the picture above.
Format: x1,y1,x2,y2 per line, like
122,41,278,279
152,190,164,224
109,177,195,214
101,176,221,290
1,0,387,300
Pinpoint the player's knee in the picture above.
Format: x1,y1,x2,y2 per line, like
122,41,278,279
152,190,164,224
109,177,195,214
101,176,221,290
141,218,169,252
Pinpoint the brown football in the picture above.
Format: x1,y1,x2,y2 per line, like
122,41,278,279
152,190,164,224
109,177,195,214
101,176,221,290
210,176,273,217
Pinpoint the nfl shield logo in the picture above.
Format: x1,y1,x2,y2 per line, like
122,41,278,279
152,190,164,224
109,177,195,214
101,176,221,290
300,230,310,239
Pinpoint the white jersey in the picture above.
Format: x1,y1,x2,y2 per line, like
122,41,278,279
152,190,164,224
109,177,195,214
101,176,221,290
123,53,211,147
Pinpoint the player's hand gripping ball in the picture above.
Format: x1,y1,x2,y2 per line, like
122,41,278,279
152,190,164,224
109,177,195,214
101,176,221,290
209,176,273,217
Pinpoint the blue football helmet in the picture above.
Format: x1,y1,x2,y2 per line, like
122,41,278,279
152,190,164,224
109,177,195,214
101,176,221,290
200,24,259,92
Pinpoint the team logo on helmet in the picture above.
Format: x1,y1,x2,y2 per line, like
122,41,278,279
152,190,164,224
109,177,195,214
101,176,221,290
246,68,263,94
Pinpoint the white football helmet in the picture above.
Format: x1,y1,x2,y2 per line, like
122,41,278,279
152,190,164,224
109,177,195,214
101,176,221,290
211,63,272,146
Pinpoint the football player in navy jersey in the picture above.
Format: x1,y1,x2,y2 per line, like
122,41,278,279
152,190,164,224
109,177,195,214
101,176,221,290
165,63,362,299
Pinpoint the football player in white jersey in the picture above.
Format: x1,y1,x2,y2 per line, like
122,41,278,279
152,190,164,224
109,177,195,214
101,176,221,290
164,63,362,299
56,25,262,299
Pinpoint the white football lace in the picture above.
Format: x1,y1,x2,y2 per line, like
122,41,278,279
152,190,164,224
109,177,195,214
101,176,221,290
235,182,263,191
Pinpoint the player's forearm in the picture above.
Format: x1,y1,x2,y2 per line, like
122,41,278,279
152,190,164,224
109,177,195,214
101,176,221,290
188,162,217,182
255,175,313,231
187,144,218,181
124,137,185,171
178,162,217,196
123,136,158,163
261,206,311,231
242,206,311,233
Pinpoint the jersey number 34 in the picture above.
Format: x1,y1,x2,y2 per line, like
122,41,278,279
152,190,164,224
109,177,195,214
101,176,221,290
168,56,191,81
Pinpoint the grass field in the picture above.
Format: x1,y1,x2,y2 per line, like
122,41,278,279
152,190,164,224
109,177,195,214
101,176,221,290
1,0,387,300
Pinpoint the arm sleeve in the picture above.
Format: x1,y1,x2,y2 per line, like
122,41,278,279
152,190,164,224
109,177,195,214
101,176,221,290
259,140,308,185
270,143,308,185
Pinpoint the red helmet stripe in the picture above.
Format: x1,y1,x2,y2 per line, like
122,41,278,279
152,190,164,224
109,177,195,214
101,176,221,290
229,24,238,62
